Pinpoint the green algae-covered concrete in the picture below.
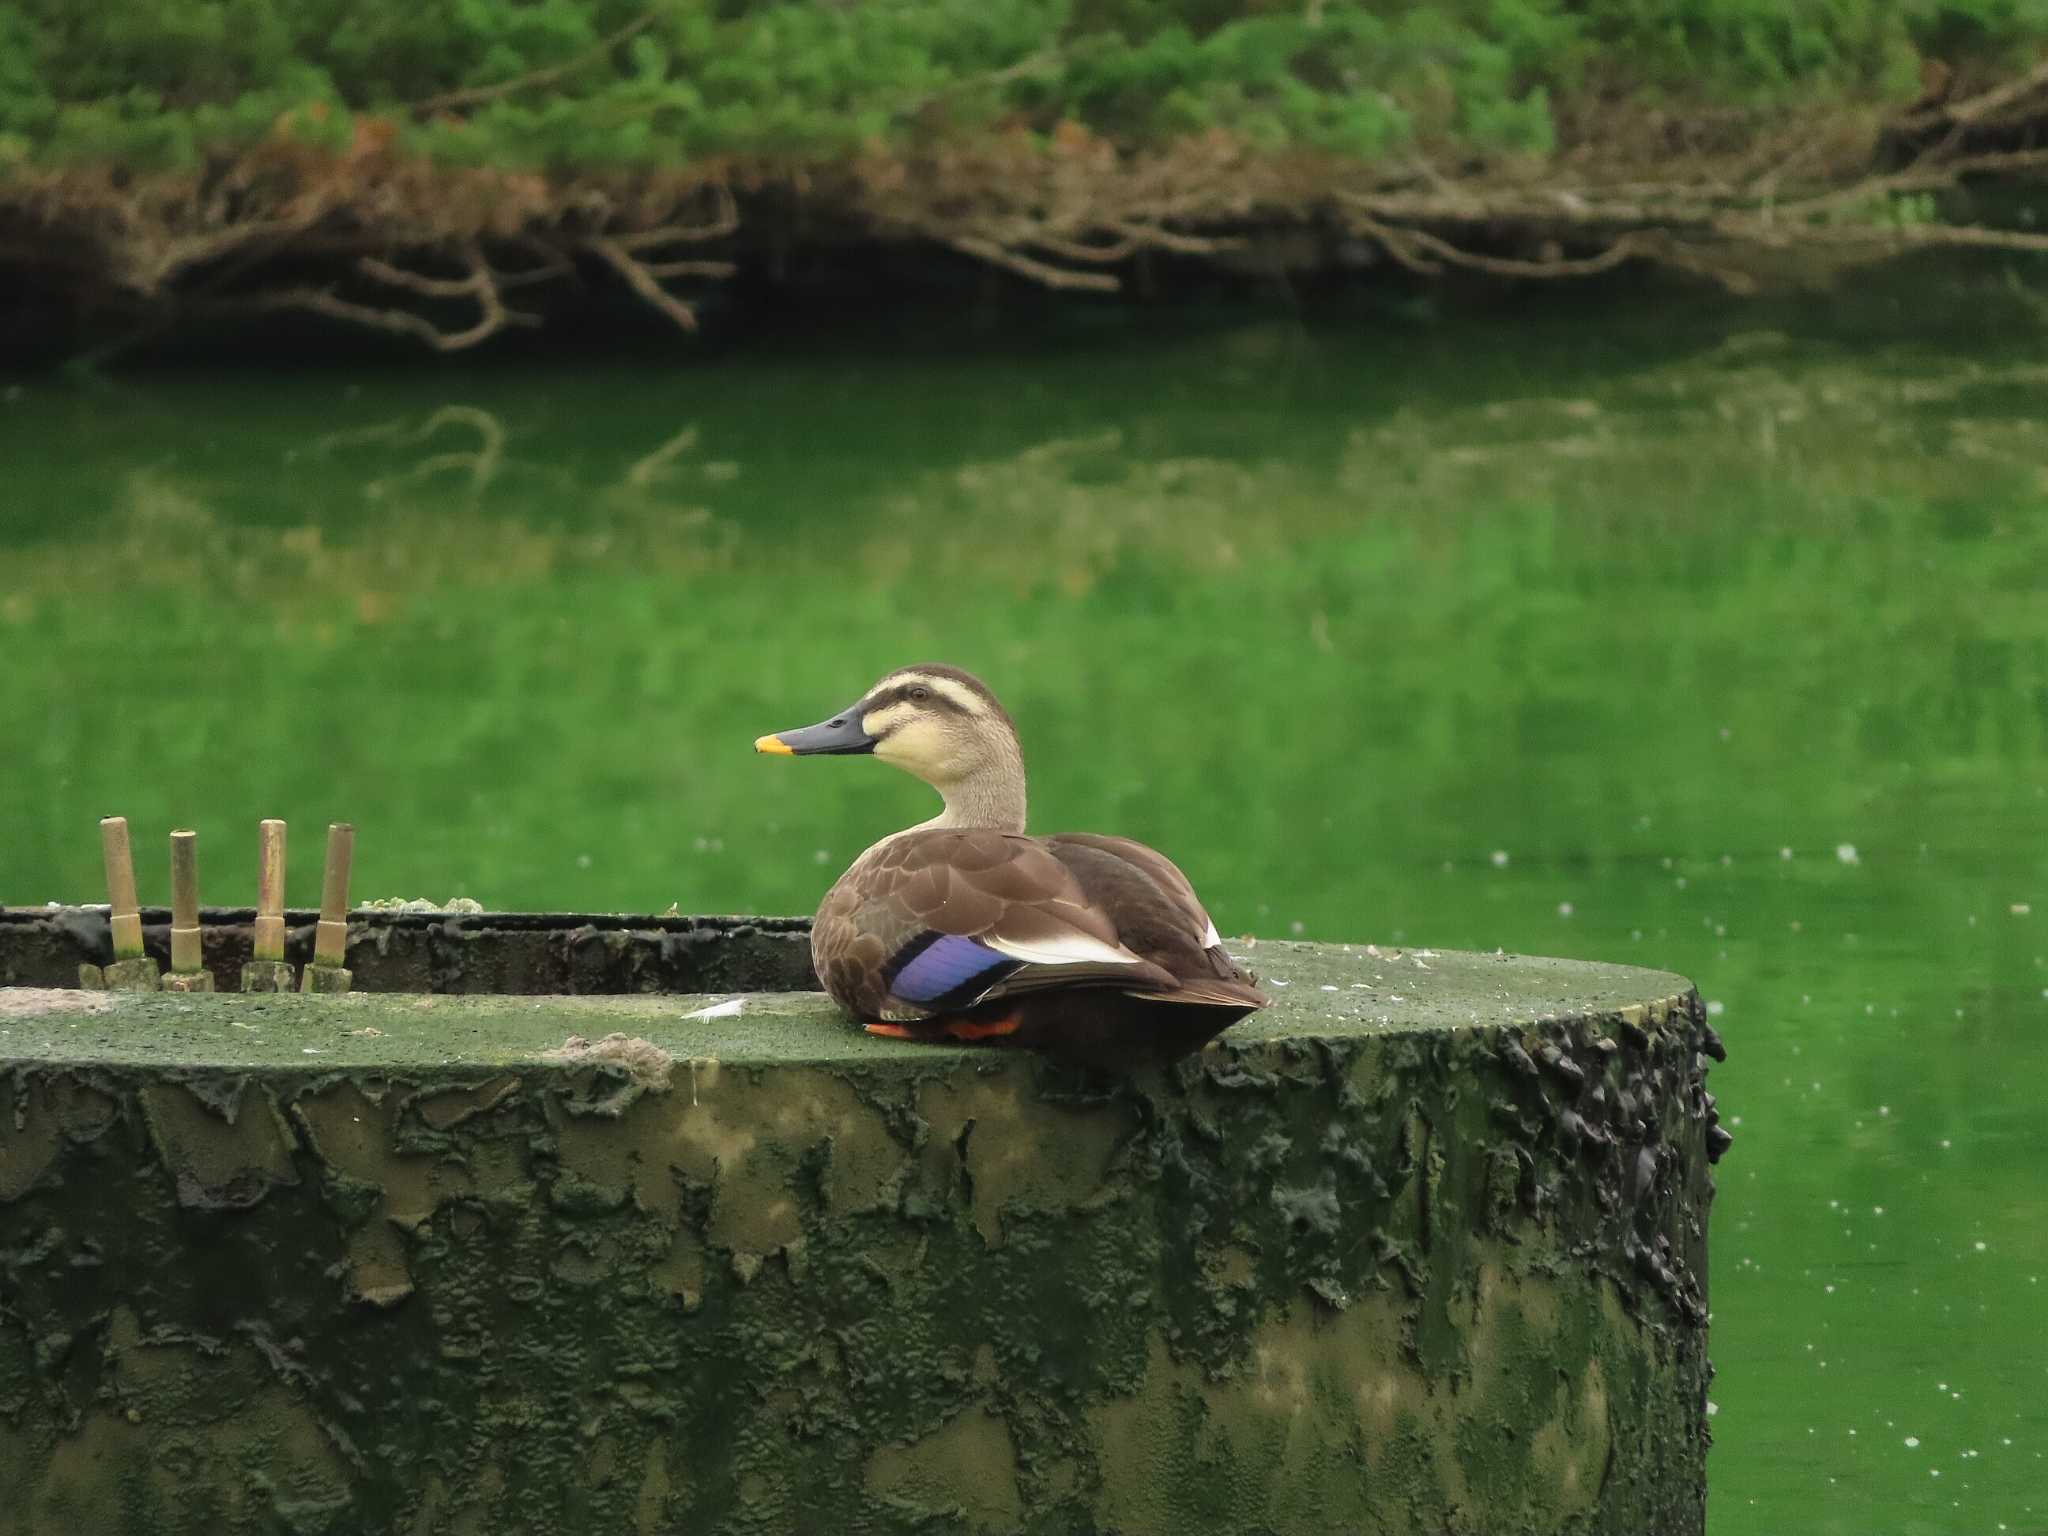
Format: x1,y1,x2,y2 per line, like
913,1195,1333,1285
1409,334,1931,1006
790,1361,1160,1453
0,939,1726,1535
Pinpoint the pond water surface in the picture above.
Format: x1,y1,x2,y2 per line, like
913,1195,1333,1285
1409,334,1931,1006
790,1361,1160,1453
3,289,2045,1534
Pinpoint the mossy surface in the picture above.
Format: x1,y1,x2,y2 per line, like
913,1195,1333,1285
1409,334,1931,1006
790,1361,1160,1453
0,941,1720,1535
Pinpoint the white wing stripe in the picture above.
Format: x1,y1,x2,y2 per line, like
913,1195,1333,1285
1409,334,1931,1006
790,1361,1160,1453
1200,919,1223,949
987,933,1146,968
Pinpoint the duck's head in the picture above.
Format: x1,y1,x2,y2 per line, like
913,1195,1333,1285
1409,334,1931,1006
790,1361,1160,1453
756,664,1025,827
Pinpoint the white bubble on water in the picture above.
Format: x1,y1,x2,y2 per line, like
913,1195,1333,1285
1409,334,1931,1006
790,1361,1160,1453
1780,847,1794,860
1836,843,1860,864
1491,849,1510,867
1906,1436,1921,1448
1706,999,1726,1017
1557,901,1574,917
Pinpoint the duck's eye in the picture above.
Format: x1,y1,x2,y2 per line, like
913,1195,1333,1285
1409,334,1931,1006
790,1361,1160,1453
910,686,931,703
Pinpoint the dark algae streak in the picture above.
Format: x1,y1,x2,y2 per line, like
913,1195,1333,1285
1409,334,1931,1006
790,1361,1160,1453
0,935,1723,1533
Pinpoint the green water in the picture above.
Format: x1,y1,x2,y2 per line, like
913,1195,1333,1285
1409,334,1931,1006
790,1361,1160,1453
3,292,2046,1533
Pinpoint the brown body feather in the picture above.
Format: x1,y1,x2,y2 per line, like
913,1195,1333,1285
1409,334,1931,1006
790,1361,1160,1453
812,829,1265,1067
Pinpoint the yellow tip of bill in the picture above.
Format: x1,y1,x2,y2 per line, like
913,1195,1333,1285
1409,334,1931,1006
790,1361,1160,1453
754,734,794,756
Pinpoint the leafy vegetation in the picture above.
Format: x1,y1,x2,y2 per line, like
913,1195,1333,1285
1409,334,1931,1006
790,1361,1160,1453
1,0,2042,172
0,0,2041,354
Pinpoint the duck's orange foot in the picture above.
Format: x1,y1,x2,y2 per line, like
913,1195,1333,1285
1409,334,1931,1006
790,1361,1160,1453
864,1022,914,1039
943,1013,1021,1042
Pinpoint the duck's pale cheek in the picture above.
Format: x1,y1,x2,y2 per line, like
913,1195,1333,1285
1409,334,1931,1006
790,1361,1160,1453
874,719,949,774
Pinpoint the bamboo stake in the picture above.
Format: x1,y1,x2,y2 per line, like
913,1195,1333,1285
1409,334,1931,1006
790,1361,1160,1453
242,819,296,991
301,823,355,993
161,829,215,991
103,816,143,959
83,815,161,990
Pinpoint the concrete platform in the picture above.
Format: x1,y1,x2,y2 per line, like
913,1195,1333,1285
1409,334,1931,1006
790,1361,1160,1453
0,919,1726,1535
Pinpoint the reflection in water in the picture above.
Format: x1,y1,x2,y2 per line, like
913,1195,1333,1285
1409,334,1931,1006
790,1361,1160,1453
319,405,508,500
1,308,2045,1535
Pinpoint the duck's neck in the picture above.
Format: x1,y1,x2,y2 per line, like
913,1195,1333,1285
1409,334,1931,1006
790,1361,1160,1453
918,743,1027,834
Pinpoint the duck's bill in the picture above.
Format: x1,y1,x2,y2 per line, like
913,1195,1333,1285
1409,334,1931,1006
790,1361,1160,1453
754,706,878,756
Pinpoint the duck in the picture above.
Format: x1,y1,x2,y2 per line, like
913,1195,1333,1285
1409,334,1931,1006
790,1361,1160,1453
754,663,1267,1067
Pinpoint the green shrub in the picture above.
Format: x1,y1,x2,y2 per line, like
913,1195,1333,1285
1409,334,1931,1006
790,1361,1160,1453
0,0,2042,171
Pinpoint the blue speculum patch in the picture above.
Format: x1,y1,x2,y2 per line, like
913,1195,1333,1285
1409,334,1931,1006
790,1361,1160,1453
886,933,1019,1004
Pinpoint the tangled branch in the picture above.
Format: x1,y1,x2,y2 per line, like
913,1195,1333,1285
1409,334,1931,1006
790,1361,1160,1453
8,50,2048,360
583,235,729,330
244,240,538,350
406,8,674,118
1337,120,2048,290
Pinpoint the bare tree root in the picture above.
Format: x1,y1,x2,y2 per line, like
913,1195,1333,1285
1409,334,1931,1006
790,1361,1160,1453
945,237,1120,292
1336,127,2048,291
846,126,1263,292
1,156,744,349
237,243,535,350
1893,55,2048,137
6,64,2046,356
582,235,729,331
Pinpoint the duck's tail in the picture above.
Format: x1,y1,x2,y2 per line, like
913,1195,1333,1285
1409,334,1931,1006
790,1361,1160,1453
1124,977,1269,1013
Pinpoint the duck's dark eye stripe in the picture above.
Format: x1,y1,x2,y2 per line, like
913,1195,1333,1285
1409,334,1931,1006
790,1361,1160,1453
871,681,967,715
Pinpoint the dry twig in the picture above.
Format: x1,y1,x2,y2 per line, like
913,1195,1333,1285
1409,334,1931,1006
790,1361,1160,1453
583,236,714,330
609,184,740,250
946,235,1121,292
408,9,670,116
247,240,537,350
1894,55,2048,133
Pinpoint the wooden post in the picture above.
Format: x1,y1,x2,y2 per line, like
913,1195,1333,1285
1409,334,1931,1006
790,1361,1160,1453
242,819,296,992
82,815,161,990
301,823,355,993
160,829,215,992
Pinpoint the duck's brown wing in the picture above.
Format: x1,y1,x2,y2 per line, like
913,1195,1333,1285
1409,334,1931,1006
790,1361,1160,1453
813,829,1177,1022
1042,834,1266,1007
